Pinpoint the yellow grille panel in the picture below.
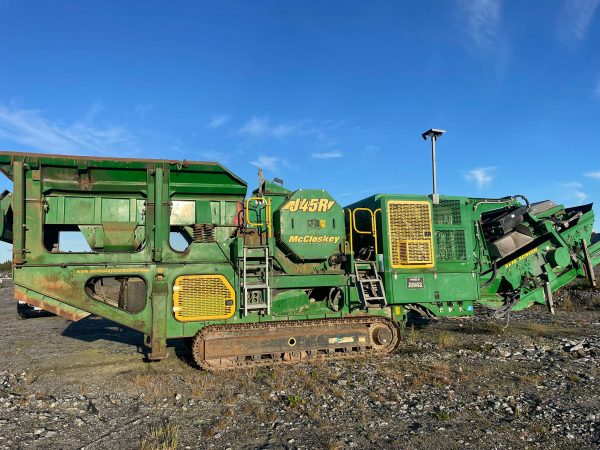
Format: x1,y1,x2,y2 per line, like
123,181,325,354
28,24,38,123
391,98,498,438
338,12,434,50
387,201,434,268
173,275,235,322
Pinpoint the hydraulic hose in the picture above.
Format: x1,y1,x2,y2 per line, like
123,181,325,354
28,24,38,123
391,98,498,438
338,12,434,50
513,194,530,208
473,194,530,211
481,260,498,287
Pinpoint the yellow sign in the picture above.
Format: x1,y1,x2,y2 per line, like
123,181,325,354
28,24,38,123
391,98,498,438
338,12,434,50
289,235,340,243
282,198,336,212
76,267,150,274
504,248,538,268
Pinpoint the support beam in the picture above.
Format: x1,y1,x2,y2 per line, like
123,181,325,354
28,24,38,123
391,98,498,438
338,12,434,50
582,240,597,288
543,282,554,315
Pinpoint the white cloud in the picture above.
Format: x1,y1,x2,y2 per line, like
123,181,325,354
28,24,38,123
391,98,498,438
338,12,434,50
250,155,282,172
0,104,136,154
239,116,303,138
458,0,503,51
312,150,343,159
561,181,587,203
134,103,154,118
85,102,104,121
208,114,230,129
585,170,600,179
465,166,496,189
197,150,230,163
560,0,599,41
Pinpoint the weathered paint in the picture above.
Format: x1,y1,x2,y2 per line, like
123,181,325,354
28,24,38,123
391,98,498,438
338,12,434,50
0,150,597,361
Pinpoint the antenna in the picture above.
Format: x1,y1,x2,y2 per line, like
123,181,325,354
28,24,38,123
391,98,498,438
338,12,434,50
258,168,265,197
421,128,446,205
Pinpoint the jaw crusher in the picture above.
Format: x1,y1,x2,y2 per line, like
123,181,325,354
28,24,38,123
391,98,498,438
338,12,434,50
0,151,598,370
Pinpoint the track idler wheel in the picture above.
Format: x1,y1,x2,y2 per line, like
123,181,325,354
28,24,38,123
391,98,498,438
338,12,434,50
372,326,393,348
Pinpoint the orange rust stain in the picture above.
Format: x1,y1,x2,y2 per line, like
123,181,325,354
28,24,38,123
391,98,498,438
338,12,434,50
14,290,89,322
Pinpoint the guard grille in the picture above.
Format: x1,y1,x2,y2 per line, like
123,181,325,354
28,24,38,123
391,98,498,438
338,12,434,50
193,224,216,243
436,230,467,261
433,200,462,225
387,201,434,268
529,200,557,216
173,275,235,322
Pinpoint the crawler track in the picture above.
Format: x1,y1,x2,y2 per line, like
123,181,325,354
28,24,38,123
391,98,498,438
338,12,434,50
191,316,400,371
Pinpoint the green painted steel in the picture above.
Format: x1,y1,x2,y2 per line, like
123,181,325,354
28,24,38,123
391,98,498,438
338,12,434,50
347,194,599,317
0,150,598,359
274,189,344,261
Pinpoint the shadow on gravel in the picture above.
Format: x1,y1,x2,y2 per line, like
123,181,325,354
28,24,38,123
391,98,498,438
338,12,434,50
61,316,194,365
406,313,437,330
62,316,146,353
173,340,195,366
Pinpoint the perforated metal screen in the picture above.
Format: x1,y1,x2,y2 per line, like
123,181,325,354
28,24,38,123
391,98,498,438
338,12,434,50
387,201,434,268
173,275,235,322
433,200,462,225
436,229,467,261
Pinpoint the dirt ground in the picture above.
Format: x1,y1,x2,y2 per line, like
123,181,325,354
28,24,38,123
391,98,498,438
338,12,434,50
1,280,599,450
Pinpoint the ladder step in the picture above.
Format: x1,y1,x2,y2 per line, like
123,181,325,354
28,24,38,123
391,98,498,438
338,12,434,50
244,283,269,289
245,302,268,310
242,245,271,316
354,259,387,308
244,247,269,256
244,264,267,269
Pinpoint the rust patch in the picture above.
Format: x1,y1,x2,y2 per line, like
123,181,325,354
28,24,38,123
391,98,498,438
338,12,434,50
233,201,243,227
0,149,220,166
14,290,90,322
78,173,94,191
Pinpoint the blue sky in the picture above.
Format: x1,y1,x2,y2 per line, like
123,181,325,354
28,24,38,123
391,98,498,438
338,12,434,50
0,0,599,259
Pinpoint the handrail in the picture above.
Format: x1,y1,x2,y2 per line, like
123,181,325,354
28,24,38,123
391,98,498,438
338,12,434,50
245,197,272,238
266,198,272,238
348,207,380,256
347,209,354,254
352,208,374,235
373,208,381,255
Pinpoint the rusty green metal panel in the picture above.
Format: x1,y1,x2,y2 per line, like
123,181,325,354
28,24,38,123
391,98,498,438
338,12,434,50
0,149,597,360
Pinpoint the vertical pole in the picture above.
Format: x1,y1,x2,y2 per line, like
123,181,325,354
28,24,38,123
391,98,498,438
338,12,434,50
149,163,167,360
149,278,168,360
153,165,163,262
544,282,555,315
582,240,597,288
13,160,24,265
431,136,439,205
146,167,155,257
423,129,444,205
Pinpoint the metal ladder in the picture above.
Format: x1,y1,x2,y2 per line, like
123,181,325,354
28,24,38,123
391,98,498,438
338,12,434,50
242,246,271,316
354,260,387,308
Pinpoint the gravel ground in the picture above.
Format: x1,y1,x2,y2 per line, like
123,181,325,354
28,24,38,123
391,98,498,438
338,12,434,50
1,278,599,450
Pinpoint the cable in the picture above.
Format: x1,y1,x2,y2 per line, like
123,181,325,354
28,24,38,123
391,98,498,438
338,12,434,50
473,194,530,211
481,260,498,287
514,194,530,208
478,291,520,329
